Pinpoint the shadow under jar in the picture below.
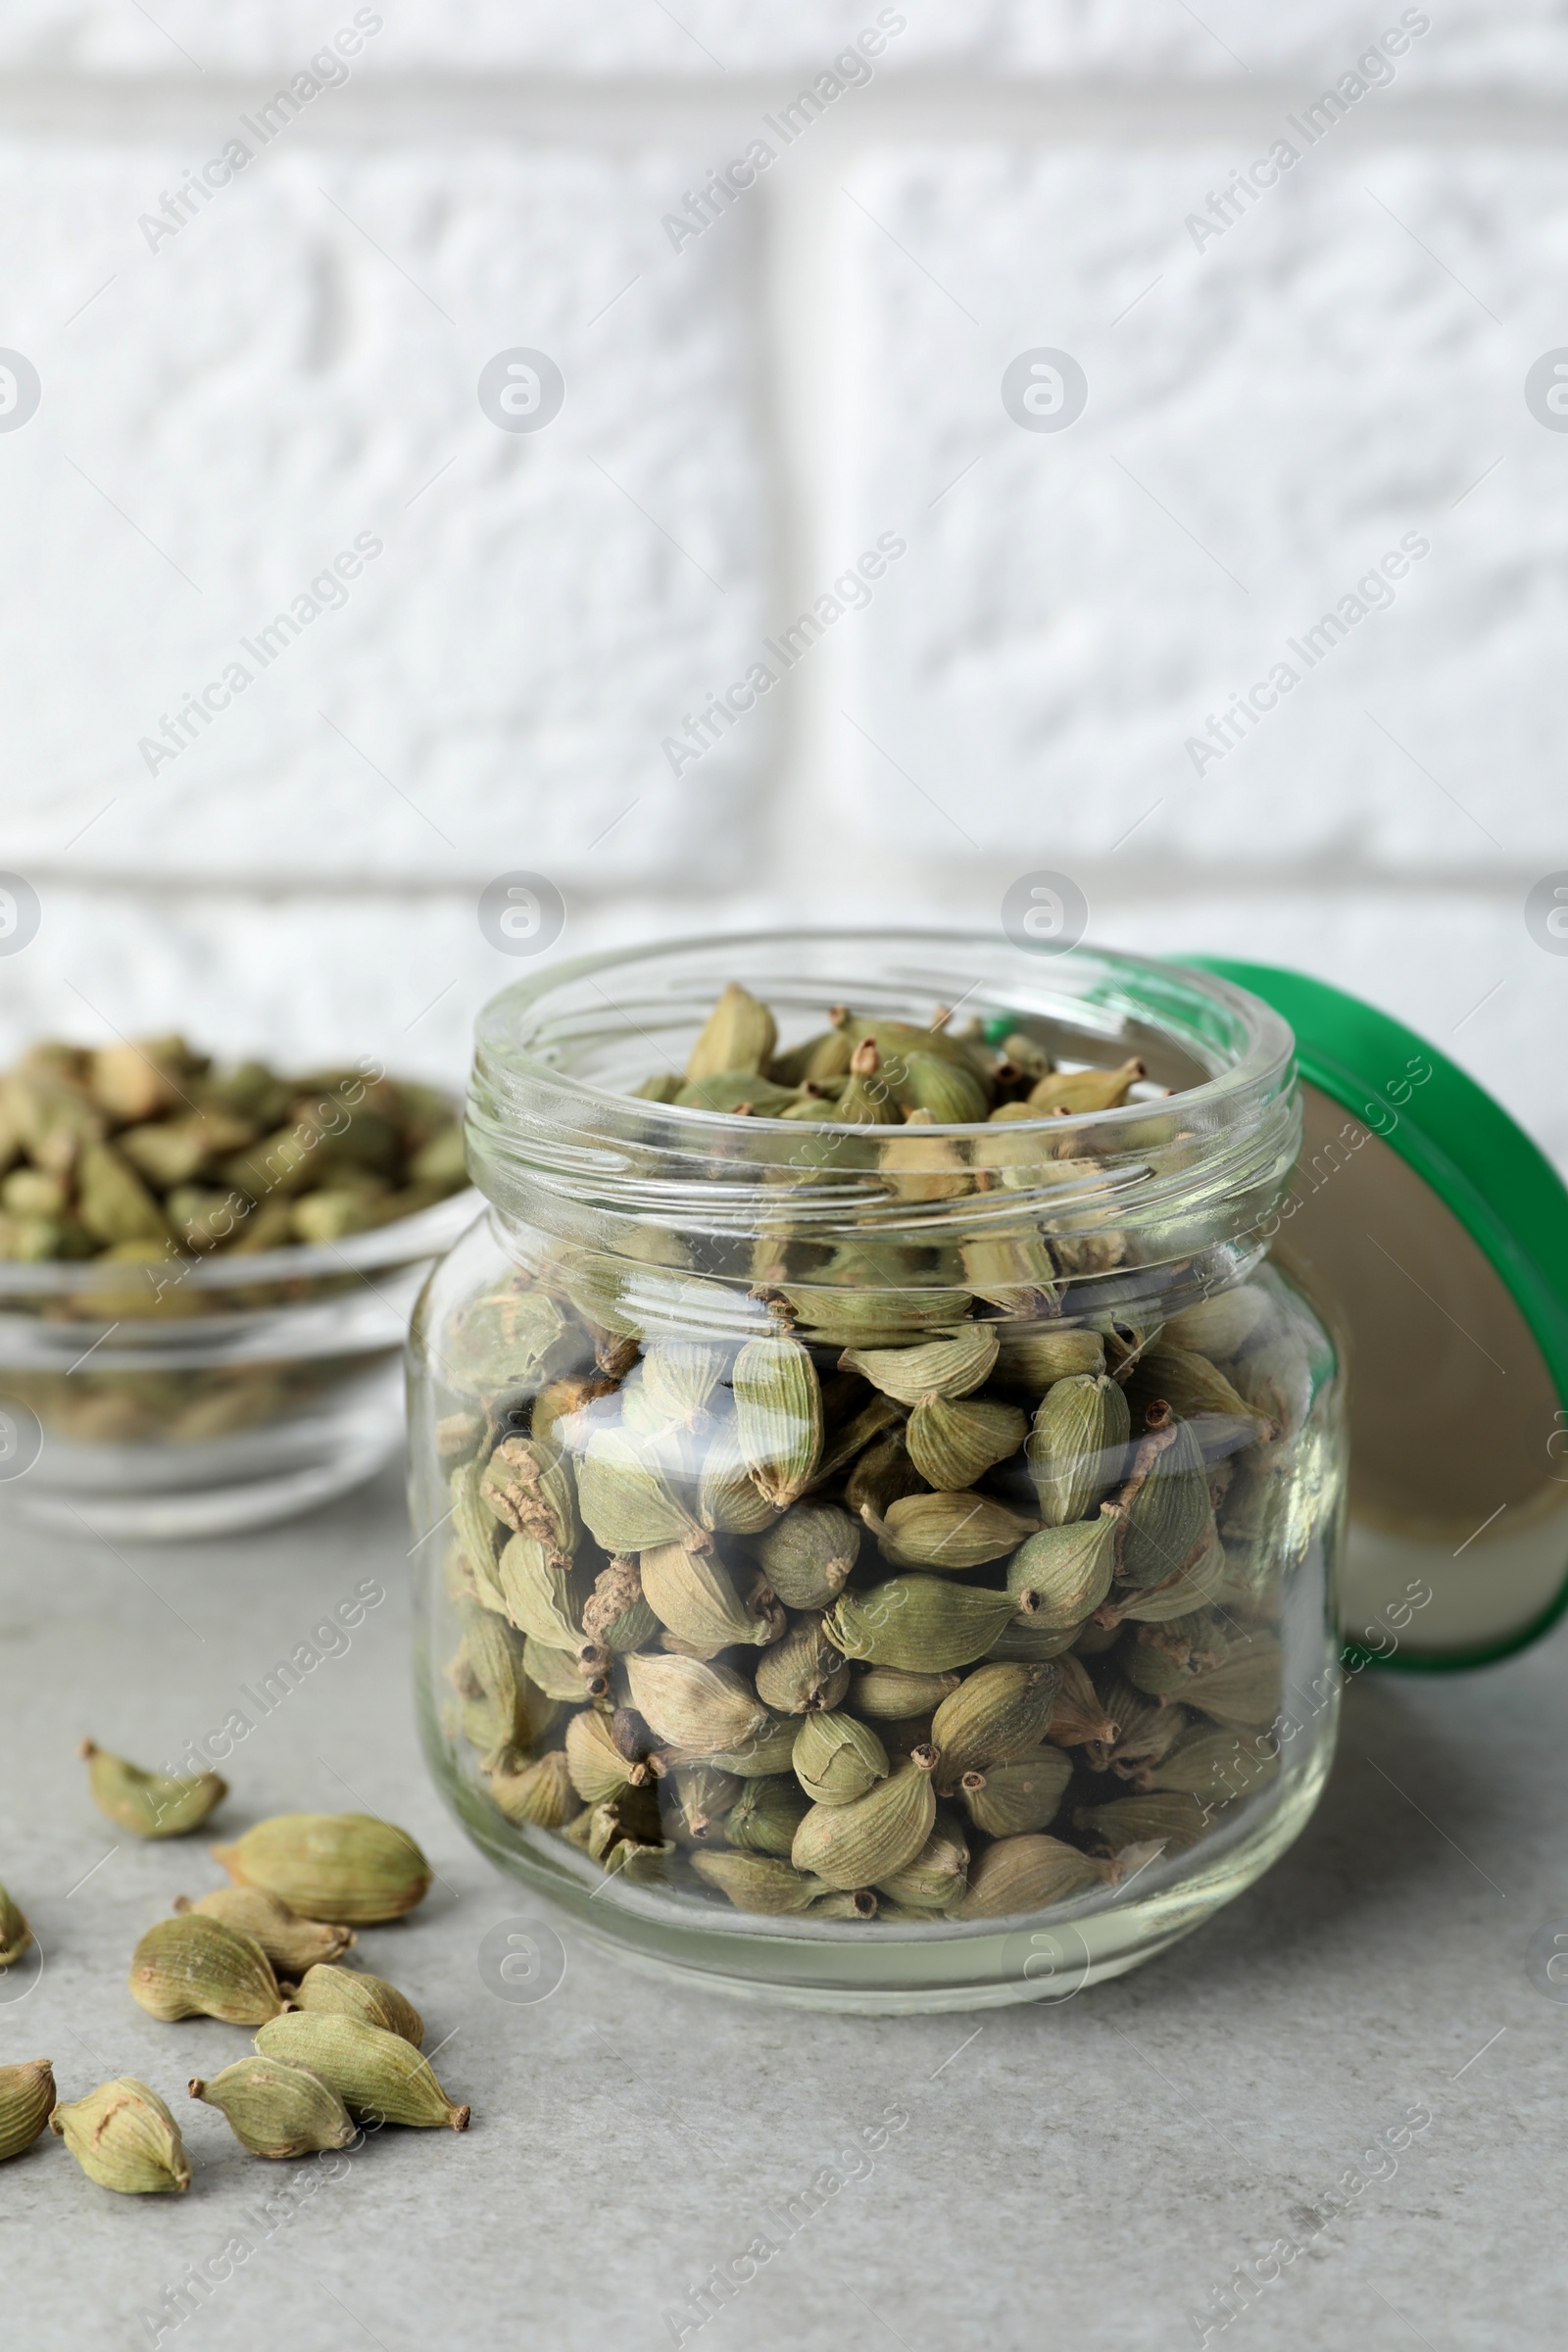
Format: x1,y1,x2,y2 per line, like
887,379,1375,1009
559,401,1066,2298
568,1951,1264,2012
410,933,1346,2013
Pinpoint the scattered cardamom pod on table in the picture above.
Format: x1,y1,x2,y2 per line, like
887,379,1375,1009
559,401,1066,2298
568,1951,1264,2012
50,2079,191,2193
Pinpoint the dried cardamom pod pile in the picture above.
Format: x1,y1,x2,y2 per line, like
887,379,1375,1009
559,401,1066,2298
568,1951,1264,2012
434,981,1302,1930
0,1035,469,1446
0,1036,466,1265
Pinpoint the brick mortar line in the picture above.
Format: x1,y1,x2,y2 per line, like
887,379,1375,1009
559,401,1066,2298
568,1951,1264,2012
0,79,1565,142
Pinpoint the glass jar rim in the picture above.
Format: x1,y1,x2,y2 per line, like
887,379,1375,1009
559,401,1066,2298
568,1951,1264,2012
474,928,1291,1106
464,930,1299,1285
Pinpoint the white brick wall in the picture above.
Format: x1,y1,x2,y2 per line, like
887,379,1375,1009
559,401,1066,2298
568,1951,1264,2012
3,4,1566,1164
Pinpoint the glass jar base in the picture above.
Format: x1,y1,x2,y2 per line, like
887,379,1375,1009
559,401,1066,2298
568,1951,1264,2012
442,1734,1331,2016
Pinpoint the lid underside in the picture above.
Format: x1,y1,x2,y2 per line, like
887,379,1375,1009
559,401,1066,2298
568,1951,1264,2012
1190,960,1568,1670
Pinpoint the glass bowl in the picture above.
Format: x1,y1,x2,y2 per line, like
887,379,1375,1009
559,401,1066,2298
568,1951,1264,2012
0,1189,480,1539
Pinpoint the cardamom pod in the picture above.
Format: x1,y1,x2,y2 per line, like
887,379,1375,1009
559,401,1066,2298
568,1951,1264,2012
1026,1374,1130,1527
129,1914,289,2025
577,1427,703,1552
1151,1607,1234,1673
189,2055,356,2159
255,2014,468,2131
840,1323,1000,1406
753,1500,859,1609
580,1559,660,1654
960,1232,1061,1302
849,1664,962,1720
292,1963,423,2047
523,1634,607,1701
905,1395,1026,1490
882,1712,939,1760
691,1850,829,1915
1116,1407,1215,1589
685,981,778,1081
887,1051,990,1124
825,1576,1018,1674
1126,1344,1275,1454
696,1400,783,1534
772,1027,853,1086
1121,1624,1198,1700
660,1764,742,1843
1090,1683,1186,1778
171,1888,354,1973
791,1748,939,1888
0,2060,55,2163
585,1788,671,1879
479,1435,580,1553
779,1283,972,1348
732,1335,823,1509
1076,1791,1208,1854
874,1824,969,1911
449,1283,568,1396
992,1324,1105,1395
958,1750,1072,1838
1181,1637,1284,1730
955,1834,1115,1917
827,1038,904,1125
1162,1289,1268,1360
793,1712,889,1805
678,1068,801,1114
724,1775,809,1857
77,1140,169,1244
844,1433,926,1519
0,1882,31,1967
50,2078,191,2192
641,1340,729,1425
1026,1057,1145,1113
483,1746,575,1828
458,1598,541,1753
640,1541,782,1653
984,1614,1085,1663
451,1459,505,1612
683,1714,801,1778
623,1652,770,1754
566,1706,650,1802
1043,1654,1119,1748
864,1490,1038,1571
1132,1726,1277,1800
1004,1505,1120,1628
755,1614,850,1715
78,1740,226,1839
809,1393,905,1487
1114,1527,1228,1624
837,1014,978,1074
460,1690,513,1761
807,1887,879,1919
994,1029,1054,1083
494,1534,585,1651
930,1663,1059,1788
878,1109,971,1203
1071,1614,1122,1656
212,1813,431,1926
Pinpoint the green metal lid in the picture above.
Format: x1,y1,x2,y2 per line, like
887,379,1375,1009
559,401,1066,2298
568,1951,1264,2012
1191,959,1568,1671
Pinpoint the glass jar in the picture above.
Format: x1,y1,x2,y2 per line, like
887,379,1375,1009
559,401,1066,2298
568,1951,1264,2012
409,933,1346,2012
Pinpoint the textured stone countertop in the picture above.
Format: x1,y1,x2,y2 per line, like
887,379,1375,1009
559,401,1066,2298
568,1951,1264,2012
3,1464,1564,2351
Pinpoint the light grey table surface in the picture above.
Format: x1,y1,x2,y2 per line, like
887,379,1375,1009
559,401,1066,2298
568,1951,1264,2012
3,1462,1565,2352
